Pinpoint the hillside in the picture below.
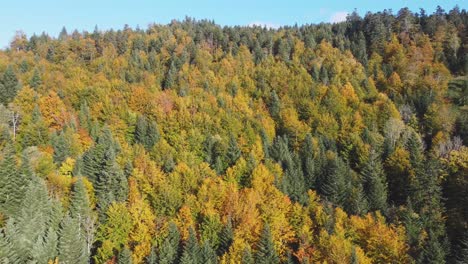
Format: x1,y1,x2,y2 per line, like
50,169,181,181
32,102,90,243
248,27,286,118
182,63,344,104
0,6,467,264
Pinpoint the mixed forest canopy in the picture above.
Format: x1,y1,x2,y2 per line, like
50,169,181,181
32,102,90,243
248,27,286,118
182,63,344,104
0,5,467,264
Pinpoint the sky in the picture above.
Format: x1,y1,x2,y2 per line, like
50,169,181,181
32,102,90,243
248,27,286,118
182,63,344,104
0,0,465,49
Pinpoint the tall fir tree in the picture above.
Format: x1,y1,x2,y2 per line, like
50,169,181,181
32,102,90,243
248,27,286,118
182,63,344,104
361,149,388,212
82,127,128,216
0,65,21,105
180,227,200,264
117,247,133,264
158,222,181,264
58,214,88,264
255,224,279,264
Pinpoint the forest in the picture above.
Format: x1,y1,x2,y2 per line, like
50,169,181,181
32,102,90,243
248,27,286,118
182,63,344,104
0,5,467,264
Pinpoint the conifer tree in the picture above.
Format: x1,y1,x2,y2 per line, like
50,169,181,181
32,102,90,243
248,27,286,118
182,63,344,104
361,150,388,212
217,218,233,256
82,128,128,215
301,133,316,190
180,227,200,264
241,246,254,264
255,224,279,264
58,214,88,264
29,68,42,89
0,65,20,105
226,134,241,167
200,241,217,264
117,247,133,264
159,222,181,264
52,131,70,165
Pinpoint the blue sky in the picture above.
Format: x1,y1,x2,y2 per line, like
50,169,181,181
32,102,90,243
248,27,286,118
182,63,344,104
1,0,465,49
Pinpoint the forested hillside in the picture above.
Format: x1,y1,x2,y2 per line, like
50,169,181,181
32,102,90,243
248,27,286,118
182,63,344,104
0,6,467,264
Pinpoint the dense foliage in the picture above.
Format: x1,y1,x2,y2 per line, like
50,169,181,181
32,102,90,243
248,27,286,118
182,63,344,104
0,6,467,263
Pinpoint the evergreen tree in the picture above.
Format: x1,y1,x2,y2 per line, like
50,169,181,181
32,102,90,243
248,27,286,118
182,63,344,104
158,222,181,264
319,65,329,85
318,154,349,207
180,227,200,264
0,65,21,105
200,241,217,264
226,134,241,167
361,150,388,212
217,218,233,256
82,128,128,215
455,232,468,264
0,146,30,218
135,115,160,150
268,90,281,119
241,246,254,264
255,224,279,264
163,60,177,90
301,134,316,190
58,214,88,264
29,68,42,89
52,131,70,165
117,247,133,264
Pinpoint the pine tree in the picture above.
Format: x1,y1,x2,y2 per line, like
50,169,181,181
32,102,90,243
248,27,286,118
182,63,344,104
361,150,388,212
52,131,70,165
301,134,316,190
318,154,349,207
319,65,329,85
180,227,200,264
58,214,87,264
455,232,468,264
226,135,241,167
163,60,177,90
82,128,128,216
159,222,181,264
200,241,217,264
217,218,233,256
0,65,21,105
135,115,148,146
29,68,42,89
70,178,92,220
241,246,254,264
0,145,28,217
269,90,281,119
117,247,133,264
255,224,279,264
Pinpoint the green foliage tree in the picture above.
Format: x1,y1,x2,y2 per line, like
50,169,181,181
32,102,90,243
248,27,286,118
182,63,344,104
255,224,279,264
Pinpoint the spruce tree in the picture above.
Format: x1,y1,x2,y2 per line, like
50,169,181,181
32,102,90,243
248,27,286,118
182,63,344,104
0,65,21,105
241,246,254,264
180,227,200,264
117,247,133,264
301,134,316,190
200,241,217,264
82,128,128,216
217,218,233,256
361,150,388,212
29,68,42,89
226,135,241,167
318,154,349,207
58,214,87,264
255,224,279,264
52,131,70,165
159,222,181,264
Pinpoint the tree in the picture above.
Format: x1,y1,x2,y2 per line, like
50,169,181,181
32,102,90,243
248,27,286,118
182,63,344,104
0,66,21,105
82,128,128,215
69,177,95,257
58,214,88,264
158,222,181,264
52,131,70,165
200,241,217,264
241,246,254,264
135,115,160,150
226,135,241,167
255,224,279,264
361,150,388,212
301,134,317,190
117,247,133,264
180,227,200,264
217,218,233,256
0,145,28,217
29,68,42,89
163,60,177,90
